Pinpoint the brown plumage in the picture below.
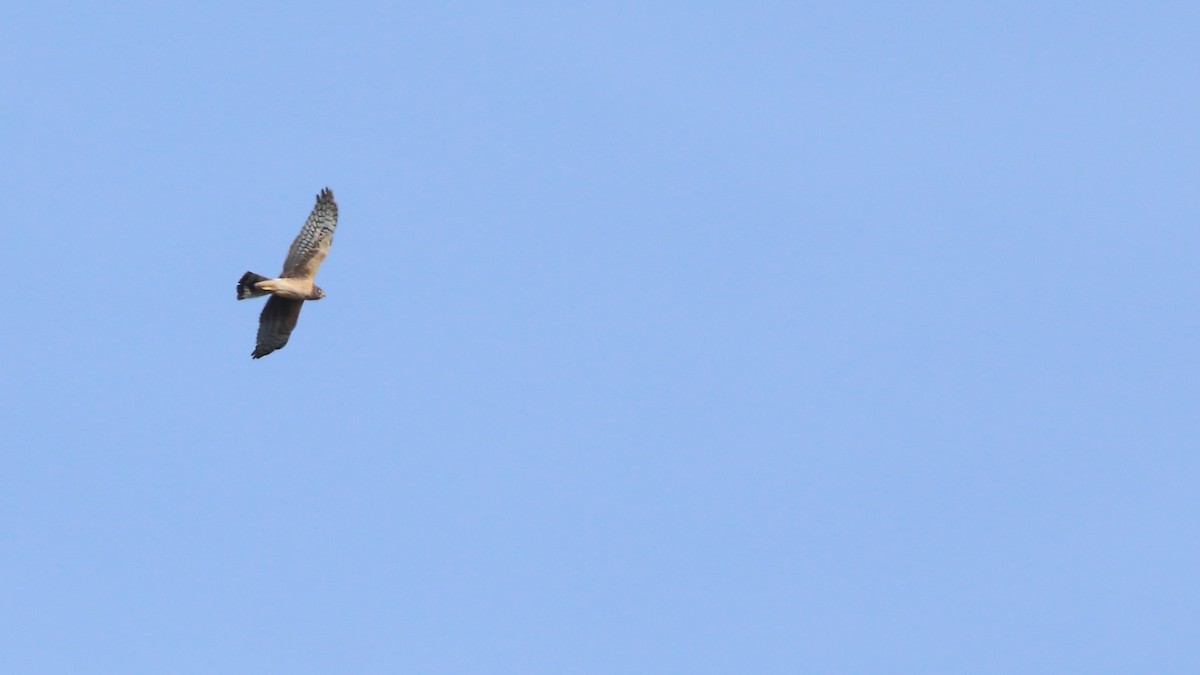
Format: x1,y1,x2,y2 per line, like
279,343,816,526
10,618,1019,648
236,188,338,358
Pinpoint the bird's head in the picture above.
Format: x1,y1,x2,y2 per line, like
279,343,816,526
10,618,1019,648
308,286,326,300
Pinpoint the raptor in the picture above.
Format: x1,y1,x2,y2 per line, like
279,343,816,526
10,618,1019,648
237,188,338,358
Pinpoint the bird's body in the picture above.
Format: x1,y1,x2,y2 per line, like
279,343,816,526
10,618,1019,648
237,188,338,358
238,275,322,301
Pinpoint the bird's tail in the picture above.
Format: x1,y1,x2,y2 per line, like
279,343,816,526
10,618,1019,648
237,271,271,300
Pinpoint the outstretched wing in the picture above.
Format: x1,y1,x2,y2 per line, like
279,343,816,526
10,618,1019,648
281,188,338,279
253,296,304,359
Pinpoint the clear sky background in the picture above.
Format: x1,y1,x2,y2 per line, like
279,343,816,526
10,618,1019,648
1,2,1196,673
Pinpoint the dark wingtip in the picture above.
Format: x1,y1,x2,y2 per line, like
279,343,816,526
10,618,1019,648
252,344,279,358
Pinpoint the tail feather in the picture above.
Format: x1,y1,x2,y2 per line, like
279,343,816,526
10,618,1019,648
237,271,271,300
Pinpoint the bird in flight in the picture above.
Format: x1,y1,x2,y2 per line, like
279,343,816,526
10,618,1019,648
237,188,338,358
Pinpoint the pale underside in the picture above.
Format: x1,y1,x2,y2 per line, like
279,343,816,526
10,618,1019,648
254,277,317,301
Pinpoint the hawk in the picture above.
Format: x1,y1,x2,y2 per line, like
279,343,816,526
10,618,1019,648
237,188,338,358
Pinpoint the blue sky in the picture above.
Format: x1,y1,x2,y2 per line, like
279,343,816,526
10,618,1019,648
1,2,1196,672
